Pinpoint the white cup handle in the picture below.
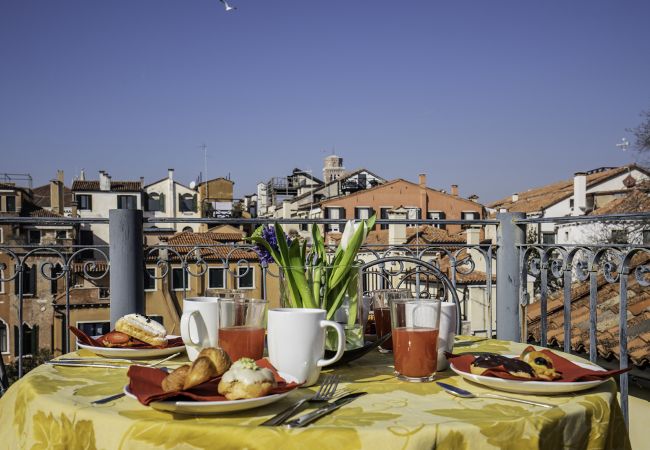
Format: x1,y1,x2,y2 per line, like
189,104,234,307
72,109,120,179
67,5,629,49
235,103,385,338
317,320,345,367
180,310,202,346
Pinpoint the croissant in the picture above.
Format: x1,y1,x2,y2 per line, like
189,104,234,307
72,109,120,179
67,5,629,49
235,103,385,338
162,365,190,392
183,356,219,390
197,347,231,376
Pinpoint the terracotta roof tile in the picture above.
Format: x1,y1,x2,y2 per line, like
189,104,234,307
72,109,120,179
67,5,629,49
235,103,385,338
152,231,258,262
72,180,142,192
527,253,650,368
489,165,648,213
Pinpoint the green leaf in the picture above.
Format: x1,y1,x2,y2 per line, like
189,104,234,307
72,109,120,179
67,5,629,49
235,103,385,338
288,238,316,308
274,223,301,307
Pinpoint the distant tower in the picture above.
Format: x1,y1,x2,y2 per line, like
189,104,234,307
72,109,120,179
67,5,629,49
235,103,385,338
323,155,345,183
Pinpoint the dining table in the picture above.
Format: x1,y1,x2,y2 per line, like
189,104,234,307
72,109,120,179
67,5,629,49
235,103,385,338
0,337,630,450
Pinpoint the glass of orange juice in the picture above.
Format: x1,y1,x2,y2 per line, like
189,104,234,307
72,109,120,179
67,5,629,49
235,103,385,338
390,297,441,382
218,298,267,362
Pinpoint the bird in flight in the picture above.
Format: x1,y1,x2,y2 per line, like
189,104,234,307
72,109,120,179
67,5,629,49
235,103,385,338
219,0,237,12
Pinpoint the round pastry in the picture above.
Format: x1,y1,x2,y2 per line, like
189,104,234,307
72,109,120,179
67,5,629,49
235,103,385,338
217,358,276,400
101,331,134,348
470,354,536,379
115,314,168,347
162,365,190,392
197,347,231,376
520,350,560,381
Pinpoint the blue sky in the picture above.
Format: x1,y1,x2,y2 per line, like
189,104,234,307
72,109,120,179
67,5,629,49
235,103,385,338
1,0,649,203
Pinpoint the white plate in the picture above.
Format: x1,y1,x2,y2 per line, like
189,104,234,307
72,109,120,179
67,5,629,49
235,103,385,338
123,372,299,415
77,336,186,358
450,354,609,395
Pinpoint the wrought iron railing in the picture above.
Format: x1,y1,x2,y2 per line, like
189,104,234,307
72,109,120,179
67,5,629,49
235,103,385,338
0,211,648,427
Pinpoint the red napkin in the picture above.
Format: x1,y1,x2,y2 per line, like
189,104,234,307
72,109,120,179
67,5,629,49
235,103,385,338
69,326,184,349
448,346,631,382
127,359,300,405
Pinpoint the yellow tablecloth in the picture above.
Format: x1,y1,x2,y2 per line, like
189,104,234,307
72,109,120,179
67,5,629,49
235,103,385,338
0,338,630,450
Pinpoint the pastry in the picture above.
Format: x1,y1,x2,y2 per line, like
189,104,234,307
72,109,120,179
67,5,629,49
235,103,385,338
162,365,190,392
115,314,168,347
470,354,536,379
101,331,135,347
217,358,276,400
520,349,561,381
183,356,219,390
197,347,231,376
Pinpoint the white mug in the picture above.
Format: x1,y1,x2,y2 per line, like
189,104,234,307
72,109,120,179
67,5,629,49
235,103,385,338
437,303,458,371
267,308,345,386
180,297,220,361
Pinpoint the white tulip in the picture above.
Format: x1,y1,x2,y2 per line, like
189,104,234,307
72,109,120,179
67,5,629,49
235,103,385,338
340,220,365,251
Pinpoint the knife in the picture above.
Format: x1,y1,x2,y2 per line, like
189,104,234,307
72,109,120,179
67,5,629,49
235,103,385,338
436,382,555,408
285,392,367,428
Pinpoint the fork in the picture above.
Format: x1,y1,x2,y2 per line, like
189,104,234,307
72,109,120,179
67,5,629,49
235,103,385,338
50,352,182,370
90,353,180,405
259,375,341,426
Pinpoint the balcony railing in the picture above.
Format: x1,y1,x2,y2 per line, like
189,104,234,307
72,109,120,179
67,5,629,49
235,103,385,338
0,211,648,427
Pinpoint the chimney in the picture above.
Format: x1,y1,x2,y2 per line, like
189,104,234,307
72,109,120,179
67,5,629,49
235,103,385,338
451,184,459,197
140,176,145,188
71,200,78,218
418,174,427,217
99,171,110,191
573,172,587,216
466,226,481,245
168,168,174,181
388,207,408,246
512,193,519,202
50,178,61,214
79,169,86,181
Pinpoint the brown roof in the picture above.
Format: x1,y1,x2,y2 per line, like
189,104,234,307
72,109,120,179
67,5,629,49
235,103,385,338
152,232,258,262
206,232,245,242
526,254,650,368
72,180,142,192
588,189,650,215
31,184,73,208
28,208,63,218
489,165,649,213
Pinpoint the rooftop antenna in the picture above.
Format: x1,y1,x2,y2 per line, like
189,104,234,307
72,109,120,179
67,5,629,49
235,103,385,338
200,143,208,202
616,138,629,152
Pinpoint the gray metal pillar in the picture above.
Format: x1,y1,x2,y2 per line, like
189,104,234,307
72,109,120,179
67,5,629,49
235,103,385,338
496,212,525,341
109,209,144,327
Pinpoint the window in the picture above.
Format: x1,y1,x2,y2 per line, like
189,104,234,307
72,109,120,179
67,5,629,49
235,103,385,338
77,321,110,337
354,207,374,220
644,230,650,245
172,268,189,291
461,211,480,229
15,264,36,296
611,229,628,244
380,207,391,230
28,230,41,244
357,173,367,187
117,195,137,210
179,194,196,212
406,207,421,227
427,211,446,229
146,192,165,212
79,230,93,245
56,230,67,240
14,323,38,356
144,268,156,291
542,233,556,245
50,264,63,294
237,267,255,289
76,194,92,210
325,207,346,232
6,196,16,212
208,267,226,289
0,319,8,353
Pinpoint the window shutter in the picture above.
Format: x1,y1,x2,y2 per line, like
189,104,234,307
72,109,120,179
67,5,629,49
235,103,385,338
416,208,422,220
339,207,346,219
192,194,198,212
324,208,330,219
31,325,39,355
14,326,18,356
354,208,360,220
29,265,36,295
144,193,150,211
159,193,166,212
369,208,375,219
178,194,182,209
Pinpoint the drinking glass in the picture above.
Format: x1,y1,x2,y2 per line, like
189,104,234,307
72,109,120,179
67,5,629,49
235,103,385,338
372,289,411,353
218,298,267,362
390,297,441,382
